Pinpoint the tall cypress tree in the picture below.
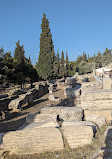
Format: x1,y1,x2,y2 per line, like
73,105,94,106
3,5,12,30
65,51,69,77
59,51,65,77
37,13,55,80
53,50,60,79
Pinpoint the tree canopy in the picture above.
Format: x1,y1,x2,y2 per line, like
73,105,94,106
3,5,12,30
37,13,55,80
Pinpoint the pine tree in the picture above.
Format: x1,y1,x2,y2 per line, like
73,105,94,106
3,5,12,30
37,13,55,80
59,51,65,77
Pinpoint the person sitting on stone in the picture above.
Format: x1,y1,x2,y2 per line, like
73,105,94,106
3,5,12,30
56,114,64,127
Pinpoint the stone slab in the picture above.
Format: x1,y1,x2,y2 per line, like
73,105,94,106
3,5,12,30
40,107,62,114
84,110,112,122
86,114,106,127
19,119,59,130
80,100,112,110
81,90,112,101
62,124,93,149
2,127,63,154
40,107,83,121
63,121,97,132
26,113,57,123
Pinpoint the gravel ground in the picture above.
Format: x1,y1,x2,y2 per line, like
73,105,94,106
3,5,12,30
0,88,67,133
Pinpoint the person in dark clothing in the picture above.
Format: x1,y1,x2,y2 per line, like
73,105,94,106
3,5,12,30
56,114,64,127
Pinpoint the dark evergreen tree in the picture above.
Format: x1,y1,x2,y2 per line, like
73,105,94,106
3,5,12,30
14,41,38,86
65,51,69,77
95,51,102,68
0,48,5,85
0,48,4,73
82,52,87,61
37,13,55,80
76,55,83,64
59,51,65,77
53,50,60,79
14,40,25,65
28,55,31,64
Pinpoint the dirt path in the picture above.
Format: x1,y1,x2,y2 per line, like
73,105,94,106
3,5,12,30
0,88,66,133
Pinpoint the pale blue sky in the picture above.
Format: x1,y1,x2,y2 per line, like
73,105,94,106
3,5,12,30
0,0,112,64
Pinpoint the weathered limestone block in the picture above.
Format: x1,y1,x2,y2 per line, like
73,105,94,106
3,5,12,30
60,107,83,121
62,124,93,148
64,87,75,98
40,107,83,121
81,81,101,92
26,113,57,123
2,127,63,154
48,94,59,102
8,91,34,111
81,90,112,101
66,78,76,85
8,98,23,110
63,121,97,132
79,89,112,111
80,100,112,110
19,119,59,130
40,107,62,115
86,114,106,127
84,110,112,122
